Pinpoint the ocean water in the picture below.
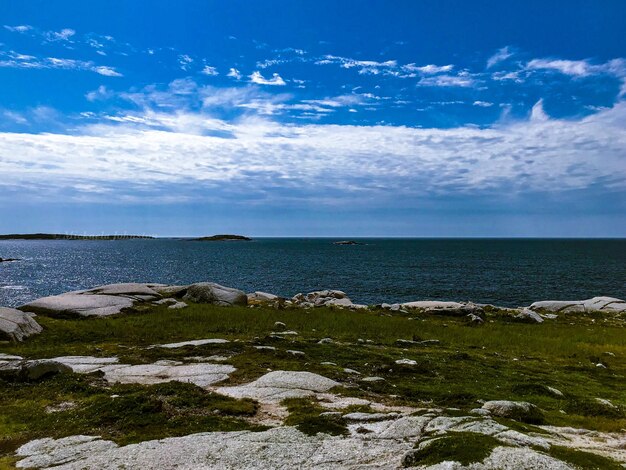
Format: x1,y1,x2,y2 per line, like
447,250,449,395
0,238,624,308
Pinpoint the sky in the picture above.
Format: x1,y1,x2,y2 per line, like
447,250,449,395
0,0,625,237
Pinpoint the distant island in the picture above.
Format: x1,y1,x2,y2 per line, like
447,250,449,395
191,234,252,241
333,240,364,245
0,234,154,240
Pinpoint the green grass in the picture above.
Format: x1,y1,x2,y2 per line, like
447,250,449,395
547,446,624,470
282,398,348,436
402,432,502,467
0,372,263,457
1,302,625,461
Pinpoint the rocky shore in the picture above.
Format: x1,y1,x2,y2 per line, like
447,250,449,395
1,282,625,469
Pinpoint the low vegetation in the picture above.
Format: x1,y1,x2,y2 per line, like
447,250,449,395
402,432,503,467
1,302,625,464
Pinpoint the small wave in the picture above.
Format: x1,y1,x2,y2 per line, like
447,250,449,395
0,285,28,290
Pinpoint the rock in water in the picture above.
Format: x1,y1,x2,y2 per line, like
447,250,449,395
0,307,43,341
183,282,248,306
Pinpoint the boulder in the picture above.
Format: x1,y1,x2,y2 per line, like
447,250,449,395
218,371,340,402
183,282,247,306
583,296,626,313
0,307,43,341
247,291,280,303
82,283,161,299
20,293,135,318
0,359,71,381
515,308,544,323
152,285,190,297
481,400,544,424
529,296,626,313
401,300,481,315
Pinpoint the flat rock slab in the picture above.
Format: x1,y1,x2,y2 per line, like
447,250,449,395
81,283,161,299
53,356,235,387
20,294,135,318
151,339,230,349
530,296,626,313
218,371,340,403
0,307,43,341
14,422,571,470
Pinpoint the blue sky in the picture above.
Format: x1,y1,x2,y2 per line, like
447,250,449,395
0,0,625,236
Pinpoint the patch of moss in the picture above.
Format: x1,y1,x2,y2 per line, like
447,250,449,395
0,373,263,456
565,398,624,419
282,398,348,436
402,432,502,467
547,446,623,470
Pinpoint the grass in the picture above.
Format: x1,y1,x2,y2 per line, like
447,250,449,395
0,371,263,457
547,446,624,470
402,432,502,467
282,398,348,436
1,302,625,462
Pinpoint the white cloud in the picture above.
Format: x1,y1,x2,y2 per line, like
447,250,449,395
94,65,123,77
227,68,242,80
473,101,493,107
530,99,549,121
403,64,454,74
201,65,219,76
0,98,624,204
46,28,76,41
3,25,32,33
85,85,113,102
178,54,194,70
249,71,286,86
487,46,513,68
526,58,591,76
0,51,122,77
417,74,475,87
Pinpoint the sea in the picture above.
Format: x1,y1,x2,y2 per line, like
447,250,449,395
1,238,624,308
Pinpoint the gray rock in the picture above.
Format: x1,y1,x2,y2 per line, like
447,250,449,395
401,300,480,315
151,338,230,348
529,296,626,313
467,313,485,324
515,308,544,323
15,428,412,470
218,371,340,403
0,359,71,381
361,376,385,382
183,282,247,306
482,401,544,424
20,293,135,318
83,283,160,299
0,307,43,341
52,356,235,387
247,291,280,303
167,301,188,310
152,285,190,297
395,359,418,366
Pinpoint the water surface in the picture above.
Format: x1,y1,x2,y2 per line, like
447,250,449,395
1,238,624,308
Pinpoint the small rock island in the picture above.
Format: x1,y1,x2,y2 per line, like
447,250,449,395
191,234,252,241
333,240,364,245
0,234,154,240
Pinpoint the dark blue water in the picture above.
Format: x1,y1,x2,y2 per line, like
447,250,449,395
0,239,624,308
